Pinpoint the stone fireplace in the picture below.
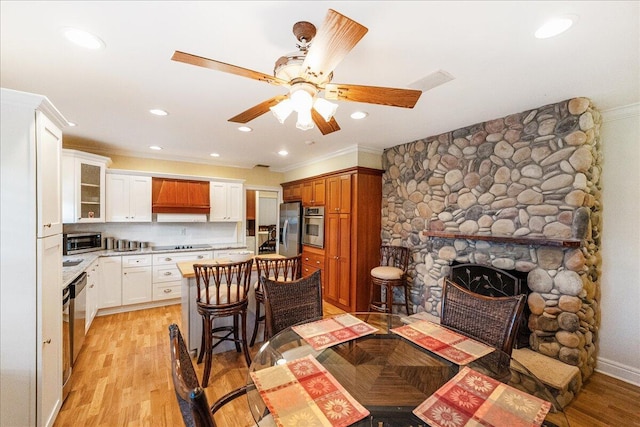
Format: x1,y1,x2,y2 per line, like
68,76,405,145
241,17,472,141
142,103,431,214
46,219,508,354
381,97,602,404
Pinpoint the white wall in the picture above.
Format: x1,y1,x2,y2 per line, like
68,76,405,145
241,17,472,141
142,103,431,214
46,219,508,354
597,103,640,386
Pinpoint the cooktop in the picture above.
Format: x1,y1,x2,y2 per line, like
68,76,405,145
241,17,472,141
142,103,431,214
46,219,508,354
151,244,213,252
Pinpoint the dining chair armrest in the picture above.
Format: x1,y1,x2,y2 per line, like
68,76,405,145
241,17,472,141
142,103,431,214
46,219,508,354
210,385,249,415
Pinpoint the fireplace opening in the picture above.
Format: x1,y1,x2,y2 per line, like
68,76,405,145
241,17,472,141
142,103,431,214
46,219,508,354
448,261,531,349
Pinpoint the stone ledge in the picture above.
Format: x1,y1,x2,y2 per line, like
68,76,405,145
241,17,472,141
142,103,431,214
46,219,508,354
512,348,582,407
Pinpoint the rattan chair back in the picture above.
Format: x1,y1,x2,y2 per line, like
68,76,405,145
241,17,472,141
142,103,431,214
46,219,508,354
441,278,526,356
261,269,323,338
169,323,249,427
194,259,254,312
379,245,410,270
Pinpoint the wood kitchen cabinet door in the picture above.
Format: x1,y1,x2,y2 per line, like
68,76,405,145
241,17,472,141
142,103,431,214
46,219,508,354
282,183,302,202
326,174,351,214
302,178,325,206
325,213,351,308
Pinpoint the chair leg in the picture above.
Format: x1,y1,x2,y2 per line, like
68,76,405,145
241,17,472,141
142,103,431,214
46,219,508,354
250,300,261,347
241,310,252,367
403,283,411,315
233,315,241,353
201,317,213,387
197,316,206,364
386,284,394,314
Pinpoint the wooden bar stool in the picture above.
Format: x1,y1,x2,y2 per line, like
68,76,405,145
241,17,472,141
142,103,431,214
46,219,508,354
193,259,253,387
369,245,411,315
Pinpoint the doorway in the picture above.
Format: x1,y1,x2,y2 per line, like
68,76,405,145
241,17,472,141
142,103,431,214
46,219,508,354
245,188,279,255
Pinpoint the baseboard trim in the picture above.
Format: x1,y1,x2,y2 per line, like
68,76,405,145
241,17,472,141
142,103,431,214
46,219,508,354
96,299,180,316
595,356,640,387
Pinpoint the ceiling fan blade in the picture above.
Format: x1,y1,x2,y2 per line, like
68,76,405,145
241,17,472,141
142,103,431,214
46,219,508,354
172,51,288,86
324,83,422,108
301,9,368,85
311,109,341,135
228,95,288,123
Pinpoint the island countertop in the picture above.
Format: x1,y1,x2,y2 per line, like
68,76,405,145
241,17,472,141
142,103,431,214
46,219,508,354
177,253,284,278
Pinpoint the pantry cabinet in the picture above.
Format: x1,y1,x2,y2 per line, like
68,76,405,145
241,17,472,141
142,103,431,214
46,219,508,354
62,149,110,224
210,181,243,221
106,173,152,222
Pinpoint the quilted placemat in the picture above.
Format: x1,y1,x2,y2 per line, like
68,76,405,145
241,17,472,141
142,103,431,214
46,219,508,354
292,313,379,351
250,355,370,427
391,320,494,364
413,366,552,427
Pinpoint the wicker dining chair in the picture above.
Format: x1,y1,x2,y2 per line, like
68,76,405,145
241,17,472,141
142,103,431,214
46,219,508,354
261,269,323,338
168,323,248,427
369,245,411,315
193,259,253,387
250,254,302,346
441,278,526,356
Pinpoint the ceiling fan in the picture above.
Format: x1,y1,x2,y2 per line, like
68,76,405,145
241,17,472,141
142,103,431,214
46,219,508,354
171,9,422,135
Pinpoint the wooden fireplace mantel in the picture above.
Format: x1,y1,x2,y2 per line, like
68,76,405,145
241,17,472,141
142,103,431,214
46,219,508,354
423,230,581,248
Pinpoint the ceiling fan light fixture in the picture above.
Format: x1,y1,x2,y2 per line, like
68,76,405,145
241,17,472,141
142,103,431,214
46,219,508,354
270,99,294,123
62,27,105,50
290,84,315,112
296,108,314,131
313,98,338,122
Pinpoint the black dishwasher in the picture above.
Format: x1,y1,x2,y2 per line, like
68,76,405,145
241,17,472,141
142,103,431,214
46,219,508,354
69,272,87,366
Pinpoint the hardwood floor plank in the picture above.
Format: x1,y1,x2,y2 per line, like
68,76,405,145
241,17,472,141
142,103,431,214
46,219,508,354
53,303,640,427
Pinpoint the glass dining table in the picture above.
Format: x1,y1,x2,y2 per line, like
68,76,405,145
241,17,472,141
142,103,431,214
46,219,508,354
246,312,569,427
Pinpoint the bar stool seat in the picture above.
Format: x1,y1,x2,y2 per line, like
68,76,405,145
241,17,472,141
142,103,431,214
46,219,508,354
369,245,410,315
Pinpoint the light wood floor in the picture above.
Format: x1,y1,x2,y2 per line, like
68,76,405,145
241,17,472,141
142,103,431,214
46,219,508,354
54,304,640,427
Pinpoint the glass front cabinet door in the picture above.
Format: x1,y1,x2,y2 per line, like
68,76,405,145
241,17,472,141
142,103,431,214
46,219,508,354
62,149,110,223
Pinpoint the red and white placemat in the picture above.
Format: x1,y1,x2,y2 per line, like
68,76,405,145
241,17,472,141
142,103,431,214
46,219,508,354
292,314,379,351
413,366,552,427
391,320,494,364
250,355,370,427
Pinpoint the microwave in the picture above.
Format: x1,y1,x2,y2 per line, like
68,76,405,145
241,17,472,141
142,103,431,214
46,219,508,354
63,232,103,255
302,207,324,248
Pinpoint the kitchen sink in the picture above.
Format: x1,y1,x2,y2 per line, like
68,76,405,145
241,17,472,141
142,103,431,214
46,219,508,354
63,259,84,267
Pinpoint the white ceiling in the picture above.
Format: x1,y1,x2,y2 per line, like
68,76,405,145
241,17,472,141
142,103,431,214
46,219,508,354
1,1,638,171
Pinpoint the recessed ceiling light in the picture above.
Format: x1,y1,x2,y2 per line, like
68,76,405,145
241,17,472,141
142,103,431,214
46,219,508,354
62,27,105,49
278,150,288,156
149,145,162,151
149,109,168,116
210,153,220,157
238,126,253,132
350,111,368,120
67,121,77,127
535,17,575,39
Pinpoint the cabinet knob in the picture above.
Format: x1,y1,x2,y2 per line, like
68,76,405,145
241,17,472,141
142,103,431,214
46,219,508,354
305,257,310,261
90,284,94,288
335,208,339,211
163,289,172,294
197,255,204,259
335,256,339,260
165,257,172,261
164,272,172,276
44,223,52,228
43,338,51,344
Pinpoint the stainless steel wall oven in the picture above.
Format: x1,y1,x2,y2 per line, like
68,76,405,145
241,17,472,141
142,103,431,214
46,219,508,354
302,206,325,248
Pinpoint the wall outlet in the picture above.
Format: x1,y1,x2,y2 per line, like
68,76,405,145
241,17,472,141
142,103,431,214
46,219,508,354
180,227,186,235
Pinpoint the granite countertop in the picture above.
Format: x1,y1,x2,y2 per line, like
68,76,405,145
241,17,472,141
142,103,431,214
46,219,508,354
177,253,283,278
62,244,247,288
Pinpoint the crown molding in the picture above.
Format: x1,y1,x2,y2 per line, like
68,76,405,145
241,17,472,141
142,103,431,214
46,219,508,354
271,144,383,173
601,103,640,122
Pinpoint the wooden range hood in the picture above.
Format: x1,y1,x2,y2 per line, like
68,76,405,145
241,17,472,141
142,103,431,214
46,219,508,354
152,177,210,214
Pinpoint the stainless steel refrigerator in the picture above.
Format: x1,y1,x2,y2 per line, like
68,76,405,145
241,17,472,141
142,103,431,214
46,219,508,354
279,201,302,257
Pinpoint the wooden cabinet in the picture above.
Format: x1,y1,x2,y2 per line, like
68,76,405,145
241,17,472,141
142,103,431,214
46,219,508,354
326,174,352,214
321,168,383,312
152,177,210,214
325,213,351,307
62,149,110,223
210,181,243,221
85,258,100,333
283,182,302,201
246,189,256,220
2,89,67,427
302,178,325,206
302,246,326,292
99,256,122,309
122,255,152,305
106,174,152,222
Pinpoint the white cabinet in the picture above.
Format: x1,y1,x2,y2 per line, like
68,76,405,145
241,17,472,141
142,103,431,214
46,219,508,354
122,255,152,305
62,149,110,223
85,258,100,333
210,181,243,222
106,173,152,222
99,256,122,308
152,251,212,301
1,88,67,427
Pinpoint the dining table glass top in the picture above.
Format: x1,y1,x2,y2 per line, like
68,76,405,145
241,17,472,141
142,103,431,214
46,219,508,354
246,312,569,427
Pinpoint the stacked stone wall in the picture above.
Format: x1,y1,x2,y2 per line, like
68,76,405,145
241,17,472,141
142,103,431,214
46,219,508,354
381,97,602,388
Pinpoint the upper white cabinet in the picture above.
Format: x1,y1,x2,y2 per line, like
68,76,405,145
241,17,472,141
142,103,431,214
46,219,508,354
37,113,64,238
210,181,243,222
62,149,110,224
106,173,152,222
